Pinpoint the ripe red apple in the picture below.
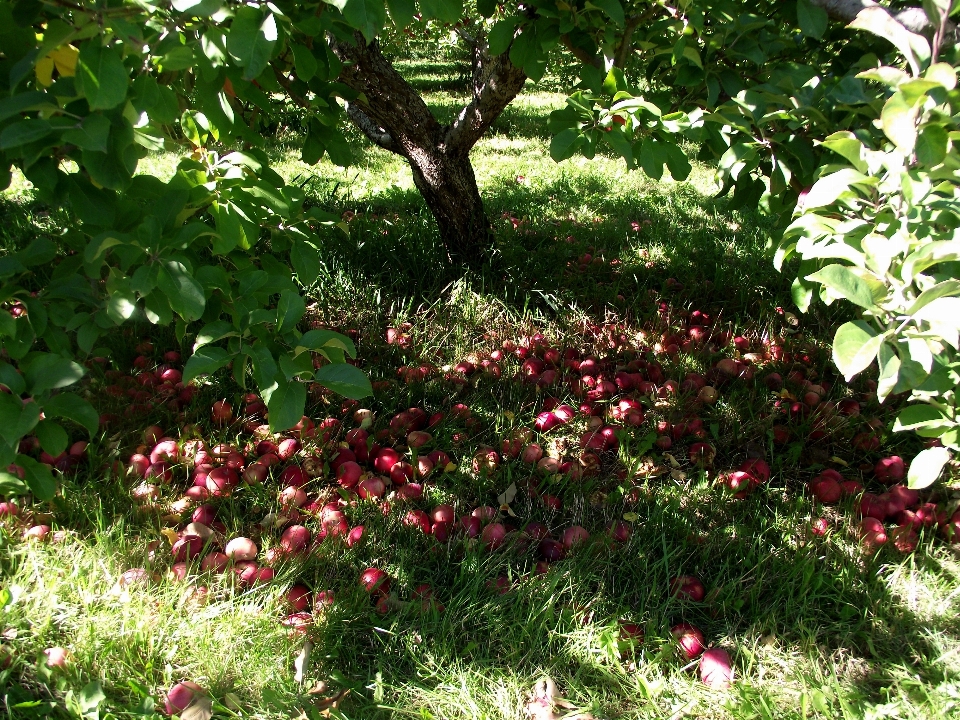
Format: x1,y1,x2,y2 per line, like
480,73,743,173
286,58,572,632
277,438,300,461
165,681,205,716
358,476,386,499
225,537,258,561
874,456,905,485
212,400,233,424
200,552,229,573
561,525,589,551
671,623,706,660
44,646,69,669
481,522,507,550
607,520,631,543
431,504,455,524
700,647,734,689
459,515,482,538
810,477,842,504
346,525,365,547
280,525,311,555
670,575,706,602
360,567,391,596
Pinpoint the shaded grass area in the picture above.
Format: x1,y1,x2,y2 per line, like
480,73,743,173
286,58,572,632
2,61,958,720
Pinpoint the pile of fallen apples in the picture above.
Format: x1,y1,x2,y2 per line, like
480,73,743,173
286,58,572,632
4,310,958,714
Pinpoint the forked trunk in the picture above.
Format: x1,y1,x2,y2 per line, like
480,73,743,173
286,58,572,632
330,33,526,264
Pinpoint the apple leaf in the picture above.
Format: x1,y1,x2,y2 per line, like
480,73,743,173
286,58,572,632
907,446,951,489
833,320,885,381
314,363,372,400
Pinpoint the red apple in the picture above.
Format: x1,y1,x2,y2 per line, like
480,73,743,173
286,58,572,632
700,647,734,689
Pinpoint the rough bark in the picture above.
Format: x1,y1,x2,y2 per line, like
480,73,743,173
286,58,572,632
330,32,527,265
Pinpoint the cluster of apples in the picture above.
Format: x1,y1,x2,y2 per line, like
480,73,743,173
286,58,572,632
96,341,198,421
806,456,960,553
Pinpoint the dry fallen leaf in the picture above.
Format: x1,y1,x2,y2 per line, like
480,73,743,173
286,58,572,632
525,678,595,720
663,453,681,469
829,456,849,467
180,695,213,720
294,639,313,683
670,469,687,482
497,482,518,506
160,528,179,546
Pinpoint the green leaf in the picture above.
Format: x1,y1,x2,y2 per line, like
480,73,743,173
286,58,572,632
797,0,828,39
0,470,27,497
916,123,948,165
291,238,321,285
488,18,519,57
41,393,98,435
34,419,67,457
172,0,222,16
806,264,885,310
298,329,356,358
76,41,129,111
475,0,495,18
23,353,86,394
193,320,236,351
279,351,315,381
802,168,870,209
267,379,306,432
249,343,279,391
590,0,624,26
876,341,901,402
0,118,52,149
276,291,306,334
0,362,26,395
17,455,55,501
848,6,930,76
907,280,960,315
61,113,111,153
157,260,205,322
76,680,106,714
315,362,372,400
0,394,40,447
550,128,585,162
664,142,692,181
0,91,55,123
228,7,277,81
419,0,463,23
291,43,317,82
638,137,666,180
833,320,885,381
894,404,952,433
106,287,137,325
387,0,417,26
907,446,951,489
881,91,921,153
341,0,387,42
182,346,233,385
820,131,867,173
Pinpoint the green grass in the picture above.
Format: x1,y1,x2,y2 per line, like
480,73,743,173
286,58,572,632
1,61,959,720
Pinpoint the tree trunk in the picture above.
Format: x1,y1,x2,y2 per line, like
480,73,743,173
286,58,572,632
330,33,526,265
406,147,491,265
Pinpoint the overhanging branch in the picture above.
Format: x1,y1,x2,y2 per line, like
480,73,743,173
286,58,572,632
344,102,400,154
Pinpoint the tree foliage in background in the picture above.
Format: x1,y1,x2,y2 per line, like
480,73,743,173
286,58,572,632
0,0,958,499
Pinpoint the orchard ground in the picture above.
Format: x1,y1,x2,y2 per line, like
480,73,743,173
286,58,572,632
1,61,959,720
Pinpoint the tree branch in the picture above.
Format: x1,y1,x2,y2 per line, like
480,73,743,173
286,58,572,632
444,47,528,157
808,0,957,40
559,33,602,69
344,102,401,154
329,33,444,159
